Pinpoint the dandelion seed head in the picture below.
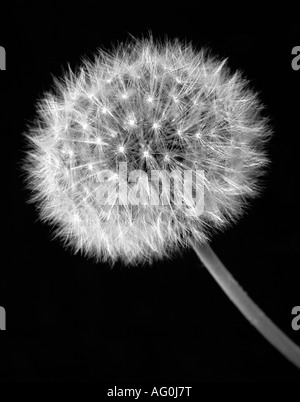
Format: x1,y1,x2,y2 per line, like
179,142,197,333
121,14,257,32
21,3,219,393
24,37,271,265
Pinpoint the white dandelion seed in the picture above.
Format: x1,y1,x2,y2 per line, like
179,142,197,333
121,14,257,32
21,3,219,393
23,37,300,369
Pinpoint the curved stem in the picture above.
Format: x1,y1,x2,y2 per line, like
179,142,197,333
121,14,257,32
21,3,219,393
190,239,300,370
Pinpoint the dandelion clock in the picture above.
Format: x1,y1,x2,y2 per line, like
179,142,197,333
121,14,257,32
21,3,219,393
24,37,300,369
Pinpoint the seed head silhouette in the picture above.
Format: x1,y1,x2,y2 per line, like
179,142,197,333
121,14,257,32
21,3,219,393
25,38,269,264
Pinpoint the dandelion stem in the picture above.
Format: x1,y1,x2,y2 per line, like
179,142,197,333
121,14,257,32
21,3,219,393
190,239,300,370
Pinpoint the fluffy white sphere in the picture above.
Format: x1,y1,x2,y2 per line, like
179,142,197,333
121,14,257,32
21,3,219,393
25,38,270,264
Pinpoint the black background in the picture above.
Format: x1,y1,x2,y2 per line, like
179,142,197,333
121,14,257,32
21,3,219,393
1,5,300,385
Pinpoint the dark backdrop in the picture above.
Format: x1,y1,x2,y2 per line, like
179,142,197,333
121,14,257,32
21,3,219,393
1,5,300,385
